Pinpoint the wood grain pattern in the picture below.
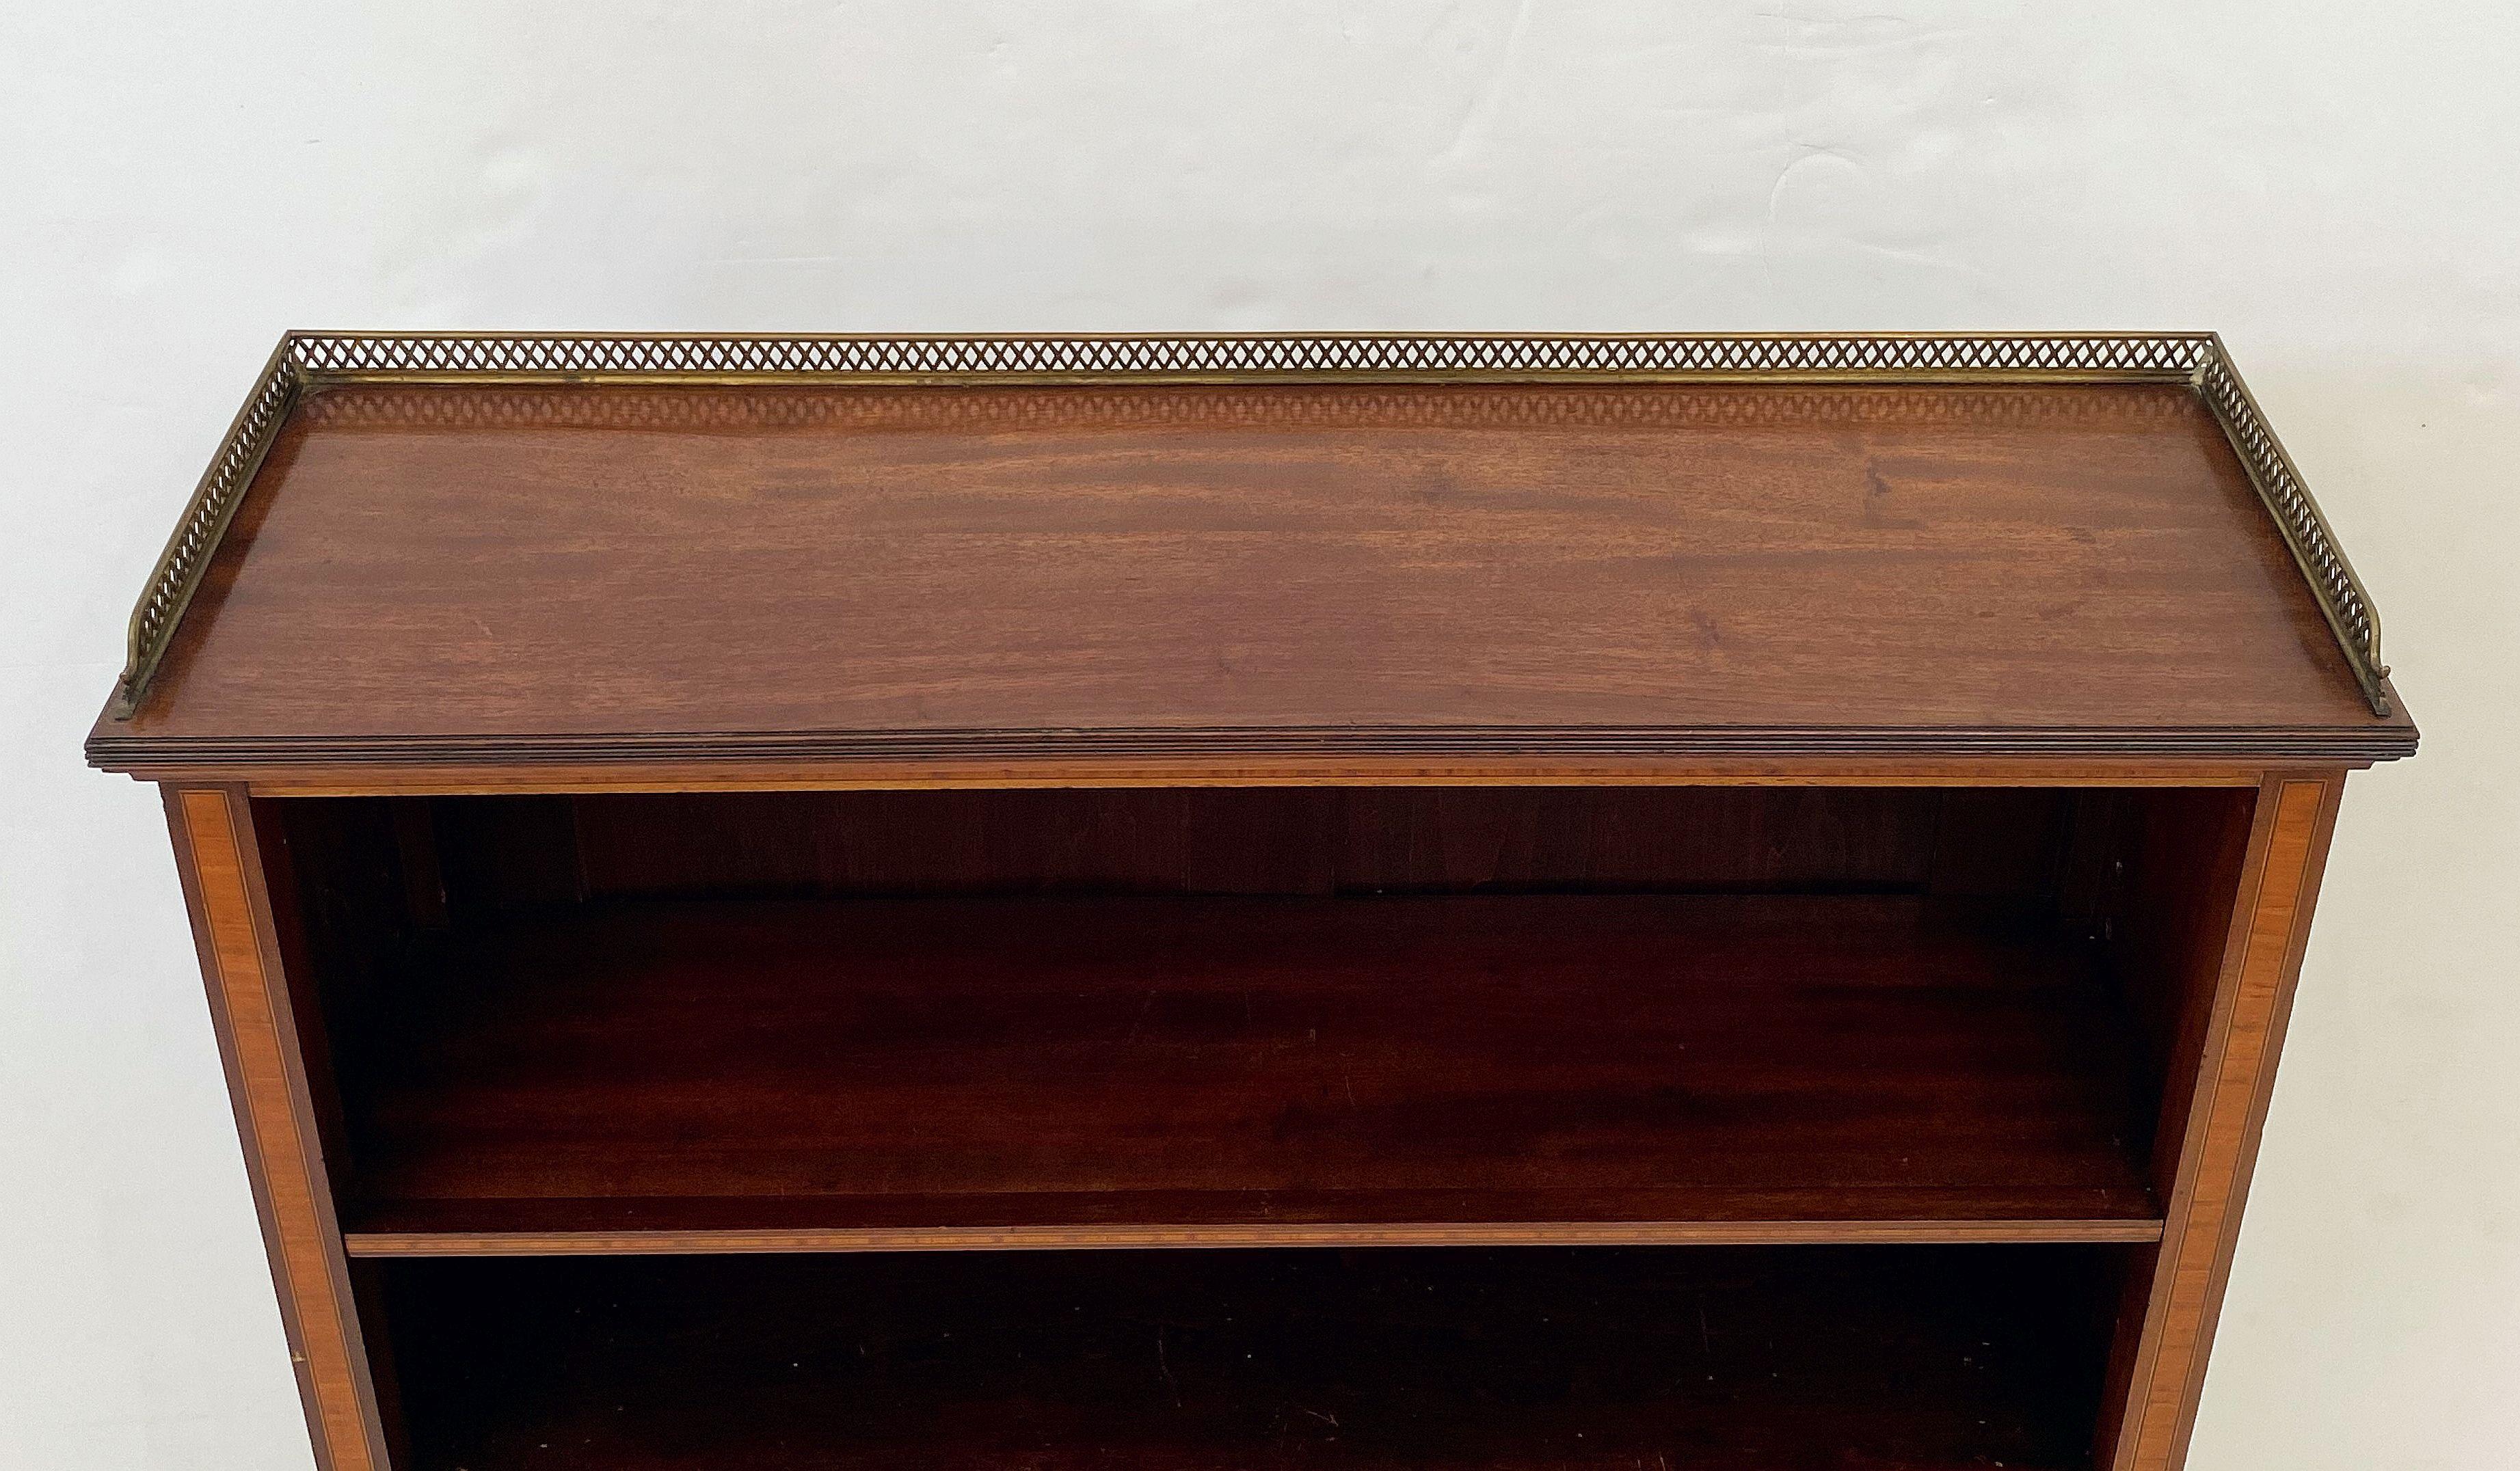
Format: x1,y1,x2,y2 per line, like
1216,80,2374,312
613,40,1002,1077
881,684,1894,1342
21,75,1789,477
515,785,2049,904
2103,774,2342,1471
87,379,2413,775
96,362,2399,1470
167,787,386,1471
158,767,2372,1466
325,893,2163,1249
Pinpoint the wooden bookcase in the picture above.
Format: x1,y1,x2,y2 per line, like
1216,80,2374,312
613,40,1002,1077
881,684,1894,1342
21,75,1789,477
91,334,2415,1471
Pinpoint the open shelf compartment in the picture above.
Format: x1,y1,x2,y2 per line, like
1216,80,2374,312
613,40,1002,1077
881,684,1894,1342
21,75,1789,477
374,1244,2125,1471
257,785,2253,1252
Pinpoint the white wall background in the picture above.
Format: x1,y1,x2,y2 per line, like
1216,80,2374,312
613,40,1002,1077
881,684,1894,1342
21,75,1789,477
3,4,2515,1468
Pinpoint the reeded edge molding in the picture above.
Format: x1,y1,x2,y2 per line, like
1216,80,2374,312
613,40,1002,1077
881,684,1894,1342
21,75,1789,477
85,723,2420,773
107,329,2396,728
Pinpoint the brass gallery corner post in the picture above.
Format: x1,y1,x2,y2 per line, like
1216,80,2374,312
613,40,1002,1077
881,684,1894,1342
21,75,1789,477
93,333,2410,1471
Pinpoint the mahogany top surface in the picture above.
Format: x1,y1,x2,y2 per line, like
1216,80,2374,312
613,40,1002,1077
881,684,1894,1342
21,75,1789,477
94,378,2413,768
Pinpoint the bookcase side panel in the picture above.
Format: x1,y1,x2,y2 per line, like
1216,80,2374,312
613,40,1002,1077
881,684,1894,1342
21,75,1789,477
2102,772,2346,1471
163,785,390,1471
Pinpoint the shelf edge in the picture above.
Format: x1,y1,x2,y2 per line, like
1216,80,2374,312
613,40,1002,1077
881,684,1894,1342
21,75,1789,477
85,723,2418,777
343,1219,2169,1257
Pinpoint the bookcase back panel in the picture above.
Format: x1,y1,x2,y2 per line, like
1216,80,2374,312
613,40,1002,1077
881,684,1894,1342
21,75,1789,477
406,786,2080,909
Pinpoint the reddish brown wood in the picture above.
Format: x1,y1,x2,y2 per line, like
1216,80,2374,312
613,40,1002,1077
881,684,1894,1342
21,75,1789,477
88,380,2412,774
345,1212,2158,1256
375,1246,2122,1471
230,757,2284,796
322,893,2162,1249
2098,772,2344,1471
401,785,2057,904
165,786,387,1471
94,364,2407,1471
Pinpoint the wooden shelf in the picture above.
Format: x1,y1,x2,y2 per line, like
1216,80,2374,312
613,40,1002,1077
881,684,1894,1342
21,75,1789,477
377,1245,2120,1471
338,893,2161,1254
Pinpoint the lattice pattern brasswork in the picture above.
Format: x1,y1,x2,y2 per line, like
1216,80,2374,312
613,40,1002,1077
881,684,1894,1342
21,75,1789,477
111,332,2389,718
297,382,2211,435
113,347,303,715
2195,350,2388,713
285,332,2217,381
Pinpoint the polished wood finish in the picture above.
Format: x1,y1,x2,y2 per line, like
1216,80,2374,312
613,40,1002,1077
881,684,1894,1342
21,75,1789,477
146,770,2355,1471
348,1214,2159,1256
90,380,2413,773
414,785,2068,904
165,787,386,1471
325,894,2162,1252
101,362,2404,1471
376,1246,2122,1471
2103,774,2343,1471
230,757,2283,796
